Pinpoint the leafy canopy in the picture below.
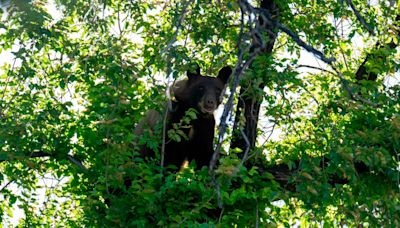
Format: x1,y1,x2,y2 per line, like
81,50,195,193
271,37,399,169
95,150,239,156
0,0,399,226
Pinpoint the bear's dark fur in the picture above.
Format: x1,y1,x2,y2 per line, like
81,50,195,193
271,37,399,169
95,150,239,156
134,65,232,170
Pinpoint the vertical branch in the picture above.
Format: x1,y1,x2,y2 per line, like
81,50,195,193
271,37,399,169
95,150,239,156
160,0,193,169
117,1,123,37
209,1,263,172
230,0,279,156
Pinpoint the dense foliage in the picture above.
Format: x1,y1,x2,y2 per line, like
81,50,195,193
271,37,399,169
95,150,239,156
0,0,399,226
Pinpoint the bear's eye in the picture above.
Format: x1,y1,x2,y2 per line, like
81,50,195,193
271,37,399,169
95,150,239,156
198,86,205,91
216,88,222,94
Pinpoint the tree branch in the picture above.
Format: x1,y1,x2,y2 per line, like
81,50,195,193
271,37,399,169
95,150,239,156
209,1,256,173
229,0,279,156
0,179,14,192
345,0,375,36
296,64,336,76
274,21,336,64
260,158,373,191
0,151,88,171
66,155,88,171
251,4,336,64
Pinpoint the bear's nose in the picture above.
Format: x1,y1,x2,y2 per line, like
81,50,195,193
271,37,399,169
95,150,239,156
206,99,215,106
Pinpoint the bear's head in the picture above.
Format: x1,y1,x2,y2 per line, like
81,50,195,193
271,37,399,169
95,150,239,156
172,65,232,115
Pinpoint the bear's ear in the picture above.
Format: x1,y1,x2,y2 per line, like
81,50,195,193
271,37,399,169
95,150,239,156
217,66,232,84
187,64,201,81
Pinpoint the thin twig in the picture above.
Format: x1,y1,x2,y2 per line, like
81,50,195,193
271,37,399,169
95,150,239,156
162,0,192,55
239,127,251,165
218,207,225,224
394,147,399,192
260,122,276,147
229,127,251,177
0,179,14,192
255,198,259,228
296,64,336,75
209,48,260,173
209,0,270,173
276,23,336,64
208,2,254,211
160,106,169,168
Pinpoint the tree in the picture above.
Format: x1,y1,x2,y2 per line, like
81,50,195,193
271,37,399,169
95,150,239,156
0,0,399,226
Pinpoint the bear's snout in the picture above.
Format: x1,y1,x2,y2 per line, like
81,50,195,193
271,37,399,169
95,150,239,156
206,98,215,107
199,95,218,114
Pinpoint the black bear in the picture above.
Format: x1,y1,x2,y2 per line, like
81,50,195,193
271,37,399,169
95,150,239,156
134,65,232,170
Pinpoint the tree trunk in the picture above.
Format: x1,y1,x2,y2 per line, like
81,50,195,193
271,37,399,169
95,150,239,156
230,0,279,153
